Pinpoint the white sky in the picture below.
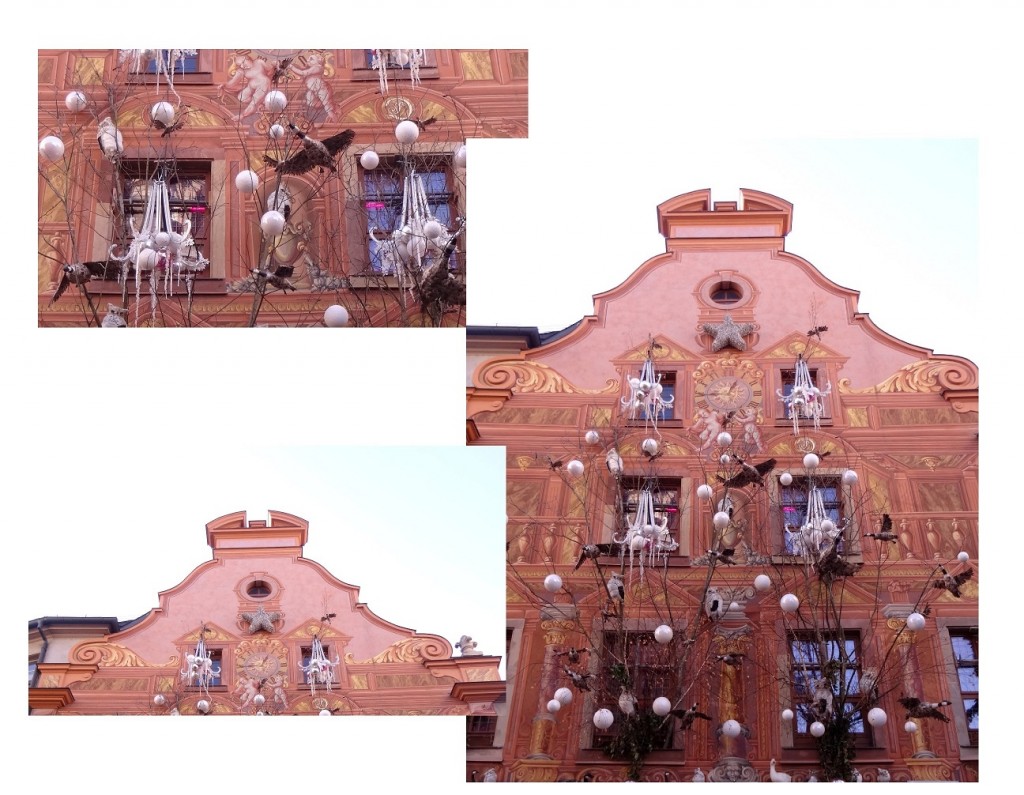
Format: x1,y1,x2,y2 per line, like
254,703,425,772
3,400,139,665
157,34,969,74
14,0,1016,787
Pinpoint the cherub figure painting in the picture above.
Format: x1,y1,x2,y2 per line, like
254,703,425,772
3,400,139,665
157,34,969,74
220,54,275,122
291,53,337,121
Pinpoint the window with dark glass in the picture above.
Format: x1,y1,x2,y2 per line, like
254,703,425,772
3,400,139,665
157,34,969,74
300,645,334,684
781,476,842,554
951,628,978,744
621,478,680,535
642,372,676,422
711,281,742,304
145,50,199,74
467,714,498,748
789,632,869,746
362,157,458,274
779,367,831,422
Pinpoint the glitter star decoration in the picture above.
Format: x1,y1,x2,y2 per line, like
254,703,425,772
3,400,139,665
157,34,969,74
702,315,755,352
241,605,281,634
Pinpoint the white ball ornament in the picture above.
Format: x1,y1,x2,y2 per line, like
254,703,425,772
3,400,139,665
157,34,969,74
719,453,731,465
151,101,175,125
65,90,87,112
593,708,614,730
717,431,733,447
781,708,795,721
906,612,926,631
253,694,266,706
810,721,826,737
653,697,672,716
269,123,286,140
780,472,793,486
585,430,600,445
868,707,888,727
697,484,713,500
729,601,740,612
324,305,350,327
153,694,166,706
453,144,467,168
754,574,772,591
319,709,332,716
842,469,859,486
554,687,573,705
642,438,659,455
567,459,585,477
957,551,969,562
547,699,562,713
821,519,836,534
197,699,211,714
803,453,820,469
423,220,444,240
395,119,419,144
261,210,286,236
154,231,170,248
654,624,673,644
234,170,260,193
904,720,918,733
543,573,563,593
136,248,158,270
264,90,287,112
722,719,742,738
780,593,800,613
713,511,731,530
39,135,65,161
360,149,380,170
630,534,646,551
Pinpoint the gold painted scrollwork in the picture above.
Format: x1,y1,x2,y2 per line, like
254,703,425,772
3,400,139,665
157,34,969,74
477,359,618,395
838,359,978,394
69,641,173,668
345,636,450,664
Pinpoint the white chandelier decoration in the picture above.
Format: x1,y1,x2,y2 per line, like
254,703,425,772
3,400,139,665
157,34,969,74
180,627,219,701
614,485,678,578
369,168,453,286
620,352,674,428
789,486,844,562
370,49,426,94
777,354,831,434
300,633,339,698
109,177,209,323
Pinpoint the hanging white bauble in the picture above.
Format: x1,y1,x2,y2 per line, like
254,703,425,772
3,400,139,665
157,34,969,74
65,90,87,112
324,304,350,327
654,624,673,644
264,90,287,112
641,438,659,455
151,101,175,125
423,219,444,240
821,519,836,534
810,721,826,737
453,143,467,168
153,231,170,249
253,693,266,707
395,119,419,144
629,377,641,389
754,574,772,591
584,430,600,445
153,694,166,706
720,453,731,465
906,612,926,631
630,534,646,551
842,469,859,485
717,431,733,447
256,710,265,716
547,699,562,713
543,573,563,593
593,708,614,730
409,236,428,258
360,149,380,169
39,135,65,161
729,601,740,612
567,459,585,477
653,697,672,717
260,210,286,236
722,719,742,738
196,699,211,714
136,248,158,271
319,709,332,716
957,551,969,562
780,593,800,613
234,170,260,193
554,687,573,705
803,453,820,469
697,484,713,500
781,708,795,722
780,472,793,486
904,720,918,733
868,707,888,727
269,123,286,140
713,511,731,530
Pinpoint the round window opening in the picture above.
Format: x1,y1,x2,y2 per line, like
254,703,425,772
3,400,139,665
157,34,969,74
246,580,272,599
711,282,742,305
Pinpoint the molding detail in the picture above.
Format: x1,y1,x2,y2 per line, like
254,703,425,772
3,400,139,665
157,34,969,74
345,636,450,664
477,359,618,395
68,641,171,668
838,359,978,394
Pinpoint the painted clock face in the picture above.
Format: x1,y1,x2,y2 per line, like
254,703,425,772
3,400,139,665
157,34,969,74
243,650,281,679
704,376,754,411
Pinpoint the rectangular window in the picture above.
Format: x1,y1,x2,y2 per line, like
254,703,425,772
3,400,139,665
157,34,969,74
591,631,674,749
778,367,831,423
789,633,869,746
466,714,498,748
362,158,458,274
301,645,334,685
622,478,680,535
145,50,199,74
950,628,979,745
643,373,676,422
781,476,842,555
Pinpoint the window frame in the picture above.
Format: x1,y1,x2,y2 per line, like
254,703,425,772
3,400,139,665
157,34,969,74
774,364,833,425
769,470,860,560
620,476,682,538
937,620,979,755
